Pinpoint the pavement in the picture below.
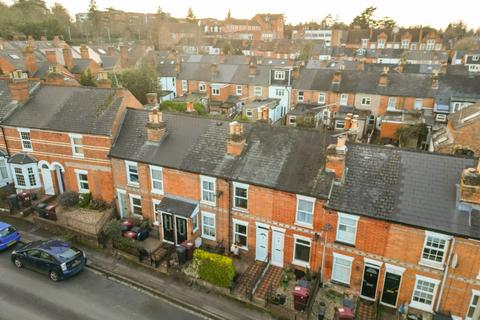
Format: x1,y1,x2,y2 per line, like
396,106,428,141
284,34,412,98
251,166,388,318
0,214,274,320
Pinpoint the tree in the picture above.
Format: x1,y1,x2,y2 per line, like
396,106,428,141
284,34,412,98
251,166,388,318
320,14,333,29
350,6,377,29
299,42,314,60
226,9,232,19
88,0,101,31
222,42,232,55
186,7,196,23
80,69,97,87
157,6,167,19
375,16,396,29
120,63,159,105
51,2,71,26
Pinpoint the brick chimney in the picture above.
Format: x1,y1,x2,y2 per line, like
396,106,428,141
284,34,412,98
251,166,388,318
96,71,112,88
227,121,246,157
62,47,73,70
219,51,225,64
107,46,115,56
40,36,47,41
344,114,352,130
46,50,57,64
459,164,480,205
146,109,167,143
325,136,347,179
22,46,37,74
119,45,128,68
80,44,89,59
186,101,196,113
432,73,439,89
378,70,389,87
332,71,342,84
8,70,30,103
46,66,65,86
291,67,300,80
210,63,219,76
27,35,35,48
249,62,257,76
145,92,158,106
53,35,61,47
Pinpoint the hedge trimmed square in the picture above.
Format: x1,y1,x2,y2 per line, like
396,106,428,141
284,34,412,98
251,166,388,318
193,249,235,288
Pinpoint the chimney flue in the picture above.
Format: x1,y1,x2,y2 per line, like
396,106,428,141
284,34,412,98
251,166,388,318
145,92,158,107
80,44,89,59
459,166,480,205
62,46,73,70
46,50,57,65
22,45,37,74
9,70,29,103
227,121,246,157
146,109,167,142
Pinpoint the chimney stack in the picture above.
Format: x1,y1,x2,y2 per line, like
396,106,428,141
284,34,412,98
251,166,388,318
210,63,219,75
459,165,480,205
8,70,30,103
46,65,65,86
350,114,359,131
27,35,35,48
22,45,37,74
344,113,353,130
249,62,257,76
62,46,73,70
186,101,196,113
107,46,116,56
145,92,158,107
119,45,128,68
96,71,112,88
378,70,389,86
291,67,300,80
431,73,439,89
146,109,167,142
332,71,342,84
227,121,246,157
325,136,347,179
80,44,89,59
46,50,57,64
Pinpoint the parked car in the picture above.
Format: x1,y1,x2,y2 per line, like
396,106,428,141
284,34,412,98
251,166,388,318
0,222,21,251
11,239,86,281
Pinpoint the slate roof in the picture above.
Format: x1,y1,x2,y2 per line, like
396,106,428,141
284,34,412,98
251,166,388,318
71,59,93,74
327,143,479,239
8,153,37,164
3,85,122,136
434,74,480,107
110,109,333,198
288,103,322,116
157,197,198,218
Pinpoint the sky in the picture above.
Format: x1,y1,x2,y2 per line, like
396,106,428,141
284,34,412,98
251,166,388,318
11,0,480,29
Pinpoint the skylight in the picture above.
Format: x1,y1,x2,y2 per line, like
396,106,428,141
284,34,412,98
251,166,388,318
9,54,20,60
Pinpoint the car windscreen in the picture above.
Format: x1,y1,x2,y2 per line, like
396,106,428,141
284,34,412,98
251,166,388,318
56,247,81,261
0,226,16,237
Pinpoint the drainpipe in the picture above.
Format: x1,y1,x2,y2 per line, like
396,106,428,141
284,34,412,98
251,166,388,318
227,181,232,251
435,237,455,313
320,223,331,284
1,126,11,157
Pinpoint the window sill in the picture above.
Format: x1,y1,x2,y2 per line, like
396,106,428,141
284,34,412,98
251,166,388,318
292,259,310,268
419,259,444,271
295,222,313,229
127,183,140,188
200,200,216,207
151,189,164,195
409,301,433,313
232,207,248,213
201,235,216,241
78,189,90,194
331,280,350,288
334,240,356,248
72,154,85,159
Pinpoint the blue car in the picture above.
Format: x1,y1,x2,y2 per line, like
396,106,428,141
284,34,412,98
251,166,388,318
0,221,21,250
11,239,86,281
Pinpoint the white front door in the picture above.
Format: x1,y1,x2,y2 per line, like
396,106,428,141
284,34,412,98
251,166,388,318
117,190,127,218
271,229,285,267
255,225,269,261
41,168,55,195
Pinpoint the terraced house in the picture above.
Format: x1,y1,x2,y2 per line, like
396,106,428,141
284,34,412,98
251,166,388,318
0,72,142,202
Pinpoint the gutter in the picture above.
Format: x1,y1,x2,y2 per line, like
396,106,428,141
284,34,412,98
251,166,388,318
435,237,455,313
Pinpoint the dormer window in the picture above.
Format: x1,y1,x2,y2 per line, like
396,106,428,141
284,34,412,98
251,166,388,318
274,70,285,80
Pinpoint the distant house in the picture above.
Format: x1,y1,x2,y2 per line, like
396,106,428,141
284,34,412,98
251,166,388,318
242,99,281,123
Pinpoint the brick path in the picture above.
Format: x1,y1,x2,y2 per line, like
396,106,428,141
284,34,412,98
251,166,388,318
254,265,283,300
356,299,376,320
233,261,266,297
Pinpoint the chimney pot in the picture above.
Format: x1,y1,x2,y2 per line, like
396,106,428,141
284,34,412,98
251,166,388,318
146,109,167,142
336,136,347,153
459,166,480,205
80,44,89,59
227,121,246,156
186,101,195,113
145,92,158,107
332,71,342,84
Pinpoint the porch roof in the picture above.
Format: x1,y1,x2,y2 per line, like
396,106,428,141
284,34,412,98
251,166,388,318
157,197,198,218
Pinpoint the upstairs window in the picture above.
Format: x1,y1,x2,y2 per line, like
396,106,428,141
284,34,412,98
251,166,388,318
420,231,451,269
69,134,84,158
387,97,397,111
149,165,163,194
401,39,410,49
361,96,371,106
236,85,242,96
336,213,359,245
201,176,216,205
233,182,248,210
18,128,32,151
297,91,304,102
296,195,315,227
254,86,262,97
414,99,423,110
274,70,285,80
198,82,206,92
377,39,386,49
125,161,139,185
339,93,348,106
212,87,220,96
318,93,326,104
181,80,188,92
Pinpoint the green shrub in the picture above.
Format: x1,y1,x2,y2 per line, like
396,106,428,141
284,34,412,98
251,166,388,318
193,249,235,288
89,199,109,211
58,191,80,207
78,192,91,208
113,236,140,256
104,219,122,240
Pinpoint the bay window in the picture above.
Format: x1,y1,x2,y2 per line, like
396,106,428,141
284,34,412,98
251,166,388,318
10,163,40,189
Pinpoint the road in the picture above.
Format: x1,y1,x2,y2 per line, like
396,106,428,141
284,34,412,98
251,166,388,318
0,242,204,320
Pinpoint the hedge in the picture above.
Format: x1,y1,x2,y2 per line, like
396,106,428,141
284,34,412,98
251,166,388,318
193,249,235,288
160,101,207,115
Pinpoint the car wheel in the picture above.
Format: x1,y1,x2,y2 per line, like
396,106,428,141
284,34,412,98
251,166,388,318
14,258,23,268
49,270,59,282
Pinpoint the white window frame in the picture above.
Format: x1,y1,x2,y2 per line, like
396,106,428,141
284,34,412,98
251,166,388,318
466,289,480,320
472,55,480,62
125,161,139,186
200,175,216,206
335,120,345,130
297,91,304,102
426,40,435,51
361,96,371,106
11,163,40,189
274,70,285,80
340,93,348,106
246,109,253,118
419,231,451,270
18,128,33,151
192,210,199,232
332,253,354,285
198,81,206,92
377,39,385,49
318,92,326,105
292,235,311,268
336,212,359,245
181,80,188,92
152,199,161,226
233,182,249,211
361,38,369,48
401,39,410,49
129,194,143,218
254,86,262,97
74,169,89,193
387,97,396,110
236,85,242,96
0,157,10,181
212,87,220,96
201,211,216,241
149,165,163,195
69,133,84,158
275,88,285,97
295,195,315,228
289,116,296,126
410,275,440,312
414,99,423,110
232,218,248,249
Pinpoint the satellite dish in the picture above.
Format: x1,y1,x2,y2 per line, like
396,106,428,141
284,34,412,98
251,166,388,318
393,27,400,34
